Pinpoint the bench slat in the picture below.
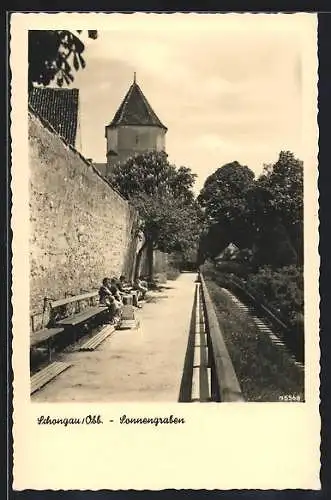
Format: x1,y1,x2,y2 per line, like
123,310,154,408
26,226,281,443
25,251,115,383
56,305,108,327
50,291,99,308
31,361,65,384
79,324,115,351
31,361,72,394
30,327,64,347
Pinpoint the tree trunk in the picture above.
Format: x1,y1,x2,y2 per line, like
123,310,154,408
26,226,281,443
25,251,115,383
134,241,147,281
147,239,154,280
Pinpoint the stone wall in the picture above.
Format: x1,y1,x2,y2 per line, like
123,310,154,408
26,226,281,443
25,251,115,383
139,249,170,282
29,110,137,313
153,251,169,275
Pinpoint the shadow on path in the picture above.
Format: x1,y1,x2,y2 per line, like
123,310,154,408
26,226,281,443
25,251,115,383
178,283,211,403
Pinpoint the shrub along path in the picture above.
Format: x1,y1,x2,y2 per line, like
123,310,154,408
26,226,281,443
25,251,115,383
204,277,304,402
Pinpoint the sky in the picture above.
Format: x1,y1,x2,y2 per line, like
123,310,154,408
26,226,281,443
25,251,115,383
71,14,307,193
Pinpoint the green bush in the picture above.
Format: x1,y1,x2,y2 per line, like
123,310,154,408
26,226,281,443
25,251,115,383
215,261,251,277
245,265,304,327
202,261,304,328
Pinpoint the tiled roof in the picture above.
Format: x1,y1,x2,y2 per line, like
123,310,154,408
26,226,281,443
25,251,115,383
29,87,79,146
108,81,167,130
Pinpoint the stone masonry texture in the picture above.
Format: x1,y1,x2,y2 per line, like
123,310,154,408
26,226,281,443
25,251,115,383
29,112,137,313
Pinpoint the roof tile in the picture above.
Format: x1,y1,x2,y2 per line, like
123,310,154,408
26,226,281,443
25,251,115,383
29,87,79,146
108,82,167,130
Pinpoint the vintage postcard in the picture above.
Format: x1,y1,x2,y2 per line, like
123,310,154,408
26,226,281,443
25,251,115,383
11,12,320,490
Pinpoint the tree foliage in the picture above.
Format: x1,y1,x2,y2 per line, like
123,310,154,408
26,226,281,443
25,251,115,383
249,151,303,265
248,151,303,236
133,192,201,254
199,152,304,348
257,151,303,228
198,222,230,264
198,161,255,224
108,151,202,276
198,152,303,268
246,265,304,327
28,30,98,90
108,151,195,204
197,161,256,257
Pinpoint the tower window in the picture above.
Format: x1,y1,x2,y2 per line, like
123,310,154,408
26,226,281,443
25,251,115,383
135,135,139,145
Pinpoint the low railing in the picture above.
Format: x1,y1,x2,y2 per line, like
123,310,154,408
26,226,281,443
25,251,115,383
199,272,244,402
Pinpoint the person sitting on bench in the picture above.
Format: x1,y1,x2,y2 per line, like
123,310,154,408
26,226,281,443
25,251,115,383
99,278,122,323
118,275,133,293
133,276,148,300
139,276,149,289
109,277,126,302
113,275,129,293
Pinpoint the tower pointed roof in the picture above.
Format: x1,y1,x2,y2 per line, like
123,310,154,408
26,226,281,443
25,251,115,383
108,77,167,130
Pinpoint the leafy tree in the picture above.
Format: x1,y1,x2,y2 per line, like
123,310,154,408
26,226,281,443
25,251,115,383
28,30,98,90
250,151,303,265
198,161,255,223
252,219,298,268
108,151,202,278
108,151,196,201
198,153,303,268
198,222,230,264
197,161,256,258
256,151,303,230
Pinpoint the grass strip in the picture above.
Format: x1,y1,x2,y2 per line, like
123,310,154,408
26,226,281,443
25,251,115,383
204,277,304,402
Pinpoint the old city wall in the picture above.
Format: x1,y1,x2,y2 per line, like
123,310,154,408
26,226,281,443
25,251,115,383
29,110,138,313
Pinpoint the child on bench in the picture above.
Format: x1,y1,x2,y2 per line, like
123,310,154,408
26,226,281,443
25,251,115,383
118,275,133,293
99,278,122,324
133,276,148,300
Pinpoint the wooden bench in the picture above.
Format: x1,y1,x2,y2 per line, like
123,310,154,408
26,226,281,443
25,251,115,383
55,305,108,327
79,324,116,351
30,327,64,362
31,361,72,395
30,290,108,362
30,285,140,364
49,292,109,341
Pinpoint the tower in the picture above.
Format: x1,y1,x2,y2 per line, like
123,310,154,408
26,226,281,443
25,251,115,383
105,74,167,174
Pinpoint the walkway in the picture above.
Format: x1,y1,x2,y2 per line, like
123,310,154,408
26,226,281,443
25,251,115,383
32,272,197,402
